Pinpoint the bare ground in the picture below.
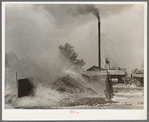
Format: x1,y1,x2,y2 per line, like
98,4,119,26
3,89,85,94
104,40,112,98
5,83,144,109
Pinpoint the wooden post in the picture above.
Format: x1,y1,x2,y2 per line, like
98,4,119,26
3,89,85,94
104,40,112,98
16,72,18,92
105,70,112,100
90,73,92,83
109,62,111,70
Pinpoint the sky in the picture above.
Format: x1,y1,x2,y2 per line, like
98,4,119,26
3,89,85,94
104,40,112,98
5,3,145,76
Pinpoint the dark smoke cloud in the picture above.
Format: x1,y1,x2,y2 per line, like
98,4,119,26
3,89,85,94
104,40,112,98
66,5,100,20
39,4,132,25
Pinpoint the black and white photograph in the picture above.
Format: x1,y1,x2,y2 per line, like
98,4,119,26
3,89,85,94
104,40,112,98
2,2,147,120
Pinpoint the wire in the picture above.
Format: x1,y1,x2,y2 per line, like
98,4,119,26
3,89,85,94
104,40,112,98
13,97,18,107
6,93,18,104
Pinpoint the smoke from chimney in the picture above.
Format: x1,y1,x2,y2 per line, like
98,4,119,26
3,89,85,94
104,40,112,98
77,5,100,68
74,5,101,68
92,9,100,21
62,5,101,68
66,5,100,21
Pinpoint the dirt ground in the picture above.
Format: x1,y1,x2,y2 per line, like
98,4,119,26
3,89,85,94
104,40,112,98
5,83,144,109
54,84,144,109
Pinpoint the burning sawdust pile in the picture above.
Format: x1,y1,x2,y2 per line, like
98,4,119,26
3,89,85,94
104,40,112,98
52,76,97,95
5,70,101,109
53,69,97,95
51,70,99,106
52,76,98,106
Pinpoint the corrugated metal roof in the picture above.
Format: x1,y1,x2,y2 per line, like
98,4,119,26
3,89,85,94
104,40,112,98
84,70,107,76
81,69,125,76
87,65,106,71
136,70,144,74
132,73,144,78
108,70,125,75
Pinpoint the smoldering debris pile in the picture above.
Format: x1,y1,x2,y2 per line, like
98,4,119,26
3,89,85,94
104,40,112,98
52,75,97,95
5,84,66,109
5,72,98,109
52,75,109,106
5,68,109,109
51,74,105,106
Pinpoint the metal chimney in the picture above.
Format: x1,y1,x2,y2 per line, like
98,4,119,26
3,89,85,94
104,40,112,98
98,18,101,69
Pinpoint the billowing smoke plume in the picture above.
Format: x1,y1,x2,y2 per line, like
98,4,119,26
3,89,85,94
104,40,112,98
42,4,100,21
5,4,100,89
72,5,100,21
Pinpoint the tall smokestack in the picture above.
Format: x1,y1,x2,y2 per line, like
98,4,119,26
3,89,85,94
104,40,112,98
98,17,101,69
75,5,100,69
93,9,100,69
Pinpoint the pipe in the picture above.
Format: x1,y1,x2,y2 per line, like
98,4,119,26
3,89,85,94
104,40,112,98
98,20,101,69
